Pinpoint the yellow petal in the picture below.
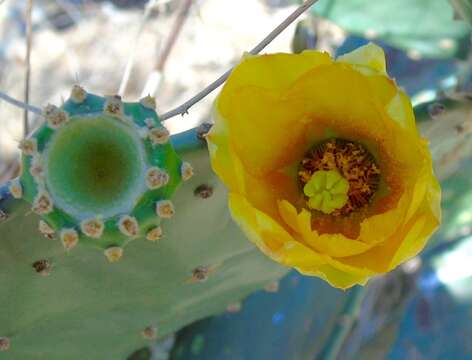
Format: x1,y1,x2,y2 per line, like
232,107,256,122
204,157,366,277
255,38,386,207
278,200,373,258
214,51,331,176
286,64,391,142
337,42,386,74
221,51,332,101
278,199,302,234
229,193,286,259
386,90,418,132
207,108,246,193
297,264,371,289
391,180,441,268
208,47,441,289
215,86,308,176
342,178,440,273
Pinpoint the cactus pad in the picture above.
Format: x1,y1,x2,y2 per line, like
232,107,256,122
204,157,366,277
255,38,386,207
0,120,287,359
16,87,188,260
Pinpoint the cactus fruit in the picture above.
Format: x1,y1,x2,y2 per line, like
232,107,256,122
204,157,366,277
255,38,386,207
16,86,187,260
0,101,287,359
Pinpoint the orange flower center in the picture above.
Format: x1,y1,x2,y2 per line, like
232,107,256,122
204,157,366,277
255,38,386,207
298,139,380,216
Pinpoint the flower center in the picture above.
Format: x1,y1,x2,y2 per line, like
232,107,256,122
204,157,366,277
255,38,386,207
299,138,380,216
303,170,349,214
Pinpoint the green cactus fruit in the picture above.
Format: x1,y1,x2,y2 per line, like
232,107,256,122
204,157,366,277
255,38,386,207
0,117,287,359
15,86,191,261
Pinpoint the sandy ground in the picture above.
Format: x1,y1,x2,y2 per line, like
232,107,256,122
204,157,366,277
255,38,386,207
0,0,328,181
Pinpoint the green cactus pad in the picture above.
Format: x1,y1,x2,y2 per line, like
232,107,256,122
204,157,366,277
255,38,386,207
0,125,287,359
16,87,187,259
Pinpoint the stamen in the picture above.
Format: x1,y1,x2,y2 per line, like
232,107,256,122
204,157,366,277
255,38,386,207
299,139,380,216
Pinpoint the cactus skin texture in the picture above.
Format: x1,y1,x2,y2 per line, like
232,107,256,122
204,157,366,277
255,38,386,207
17,88,186,259
0,122,287,359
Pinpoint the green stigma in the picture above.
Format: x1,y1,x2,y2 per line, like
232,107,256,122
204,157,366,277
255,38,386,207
303,170,349,214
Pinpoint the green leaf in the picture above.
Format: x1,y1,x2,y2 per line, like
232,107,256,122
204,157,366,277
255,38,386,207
310,0,470,58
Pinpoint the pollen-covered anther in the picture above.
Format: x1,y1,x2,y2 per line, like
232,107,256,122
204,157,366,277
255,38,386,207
18,138,37,156
8,179,22,199
32,191,53,215
30,154,44,181
140,95,156,110
299,139,380,216
0,337,10,351
80,217,105,239
180,162,194,181
60,228,79,251
156,200,175,219
142,326,158,340
104,247,123,262
70,85,87,103
43,104,69,129
118,215,139,237
146,226,162,241
146,167,169,189
32,259,51,276
148,126,170,145
39,220,55,240
104,96,123,116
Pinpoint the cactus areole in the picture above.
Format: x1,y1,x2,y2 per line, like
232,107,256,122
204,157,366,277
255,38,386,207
15,87,192,259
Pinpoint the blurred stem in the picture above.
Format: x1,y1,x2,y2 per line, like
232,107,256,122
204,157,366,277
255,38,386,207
118,0,159,96
23,0,33,138
0,91,41,114
141,0,193,97
318,286,366,360
159,0,319,121
155,0,192,72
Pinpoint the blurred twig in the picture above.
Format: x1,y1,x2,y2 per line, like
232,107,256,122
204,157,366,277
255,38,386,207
23,0,33,138
118,0,160,96
159,0,319,121
0,91,41,115
141,0,193,97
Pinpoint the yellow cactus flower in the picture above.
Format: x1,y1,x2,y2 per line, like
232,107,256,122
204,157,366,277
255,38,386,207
207,43,441,289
